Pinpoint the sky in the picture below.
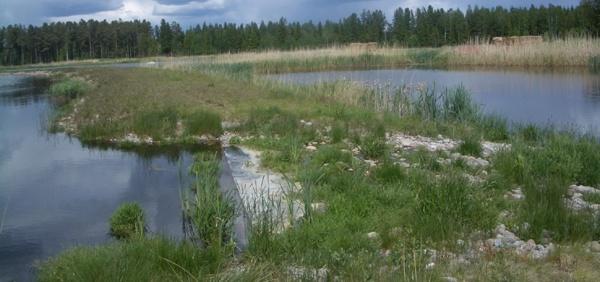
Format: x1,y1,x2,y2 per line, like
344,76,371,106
0,0,581,27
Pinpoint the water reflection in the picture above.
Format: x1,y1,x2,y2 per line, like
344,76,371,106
0,75,208,281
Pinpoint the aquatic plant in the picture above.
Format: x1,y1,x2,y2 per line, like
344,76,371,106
109,202,146,240
183,153,234,250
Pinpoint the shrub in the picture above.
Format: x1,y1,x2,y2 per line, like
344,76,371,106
185,110,223,137
109,203,145,240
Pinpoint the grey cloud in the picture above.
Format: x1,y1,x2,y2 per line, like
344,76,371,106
0,0,582,26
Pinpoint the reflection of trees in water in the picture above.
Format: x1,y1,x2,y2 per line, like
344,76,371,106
0,77,51,106
79,141,221,163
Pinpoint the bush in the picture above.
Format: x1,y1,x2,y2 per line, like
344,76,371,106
49,79,89,98
185,110,223,137
109,203,145,240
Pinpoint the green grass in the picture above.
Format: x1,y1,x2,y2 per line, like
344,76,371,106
133,107,179,139
413,173,495,243
184,110,223,137
37,237,236,282
109,203,145,240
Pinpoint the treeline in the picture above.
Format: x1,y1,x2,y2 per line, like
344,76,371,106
1,1,599,65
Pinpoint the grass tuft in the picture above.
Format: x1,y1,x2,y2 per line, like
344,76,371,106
109,203,146,240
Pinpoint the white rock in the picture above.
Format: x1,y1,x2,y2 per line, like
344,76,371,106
588,241,600,252
367,232,380,240
311,203,327,214
569,185,600,195
306,145,318,151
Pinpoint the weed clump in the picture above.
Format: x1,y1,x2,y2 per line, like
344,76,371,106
109,202,145,240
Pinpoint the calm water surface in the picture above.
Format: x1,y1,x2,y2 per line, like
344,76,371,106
0,75,195,281
269,68,600,133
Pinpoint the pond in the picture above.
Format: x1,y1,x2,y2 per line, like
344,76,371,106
268,68,600,134
0,75,198,281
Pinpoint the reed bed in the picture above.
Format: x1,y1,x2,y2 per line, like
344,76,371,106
154,37,599,74
450,37,600,67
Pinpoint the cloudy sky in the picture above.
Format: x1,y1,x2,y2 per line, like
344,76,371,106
0,0,580,27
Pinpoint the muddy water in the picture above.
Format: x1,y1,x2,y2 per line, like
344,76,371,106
268,68,600,134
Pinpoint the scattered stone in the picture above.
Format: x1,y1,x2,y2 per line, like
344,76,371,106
287,266,328,281
462,156,490,169
486,224,554,259
441,277,458,282
569,185,600,195
124,133,141,144
387,133,458,152
310,202,327,214
505,187,525,201
367,232,380,240
482,142,511,158
425,262,436,270
389,227,403,237
365,159,377,167
587,241,600,253
300,120,313,127
306,145,318,151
